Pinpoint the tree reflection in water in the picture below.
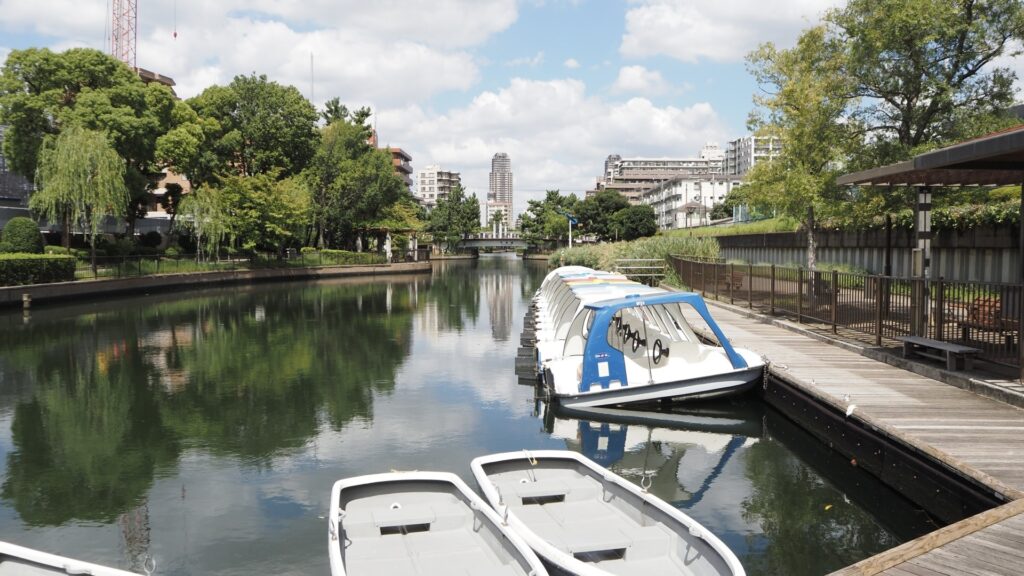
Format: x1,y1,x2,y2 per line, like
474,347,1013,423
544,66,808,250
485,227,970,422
0,278,419,526
545,400,934,576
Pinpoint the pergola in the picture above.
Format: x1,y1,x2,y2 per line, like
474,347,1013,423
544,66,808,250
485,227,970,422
837,124,1024,380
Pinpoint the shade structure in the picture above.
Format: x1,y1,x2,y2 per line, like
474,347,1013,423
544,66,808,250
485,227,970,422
837,125,1024,186
836,124,1024,382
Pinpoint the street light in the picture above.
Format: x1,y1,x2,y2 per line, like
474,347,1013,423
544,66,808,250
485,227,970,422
558,211,578,249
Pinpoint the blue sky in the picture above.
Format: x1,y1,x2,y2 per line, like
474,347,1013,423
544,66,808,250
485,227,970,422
1,0,848,214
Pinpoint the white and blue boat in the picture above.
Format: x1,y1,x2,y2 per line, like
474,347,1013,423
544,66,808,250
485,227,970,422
533,267,764,408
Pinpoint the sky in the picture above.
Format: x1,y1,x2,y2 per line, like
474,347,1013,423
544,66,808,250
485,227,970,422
1,0,1019,218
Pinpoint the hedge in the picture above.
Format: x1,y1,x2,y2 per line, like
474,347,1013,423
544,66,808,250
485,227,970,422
0,254,76,286
318,249,385,265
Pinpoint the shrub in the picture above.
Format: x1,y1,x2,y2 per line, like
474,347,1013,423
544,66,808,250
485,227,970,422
300,246,316,255
44,245,71,255
0,242,12,253
319,249,385,265
139,231,163,248
0,254,76,286
548,236,720,286
1,217,44,253
164,246,181,257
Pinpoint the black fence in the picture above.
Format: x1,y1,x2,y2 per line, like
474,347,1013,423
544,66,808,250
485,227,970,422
669,256,1022,371
71,251,406,281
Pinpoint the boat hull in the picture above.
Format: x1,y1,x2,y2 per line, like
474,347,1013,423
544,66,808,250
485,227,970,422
471,450,746,576
547,365,763,408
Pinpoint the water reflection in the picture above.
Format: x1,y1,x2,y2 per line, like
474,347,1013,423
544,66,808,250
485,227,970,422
0,278,421,530
0,258,941,575
542,399,937,576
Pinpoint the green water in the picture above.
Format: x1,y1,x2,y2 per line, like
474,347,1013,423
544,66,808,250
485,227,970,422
0,255,937,575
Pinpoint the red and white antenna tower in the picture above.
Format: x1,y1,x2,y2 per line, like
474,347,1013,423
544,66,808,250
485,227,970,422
111,0,138,68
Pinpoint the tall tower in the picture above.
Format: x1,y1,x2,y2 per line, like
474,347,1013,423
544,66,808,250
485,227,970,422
487,153,513,233
111,0,138,68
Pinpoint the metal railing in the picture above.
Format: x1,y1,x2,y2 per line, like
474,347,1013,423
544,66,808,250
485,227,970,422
615,258,666,286
669,255,1022,370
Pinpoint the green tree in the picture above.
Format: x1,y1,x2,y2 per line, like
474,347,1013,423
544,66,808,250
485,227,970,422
830,0,1024,163
32,125,128,271
185,74,319,183
0,48,180,232
1,217,44,253
746,26,854,269
519,190,578,246
429,184,480,252
613,204,658,240
577,189,630,241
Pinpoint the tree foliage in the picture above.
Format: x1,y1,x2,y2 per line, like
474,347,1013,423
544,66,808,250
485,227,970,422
743,1,1024,232
577,189,630,241
0,48,179,229
183,74,319,185
428,184,480,251
518,190,579,245
32,125,128,266
613,204,658,241
832,0,1024,162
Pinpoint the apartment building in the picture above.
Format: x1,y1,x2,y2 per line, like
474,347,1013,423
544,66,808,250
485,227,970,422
724,135,782,177
486,152,513,233
592,144,725,204
641,177,741,230
416,164,462,209
389,148,413,192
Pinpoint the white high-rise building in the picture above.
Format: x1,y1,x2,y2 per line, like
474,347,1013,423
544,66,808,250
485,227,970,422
486,153,513,234
724,136,782,176
416,164,461,209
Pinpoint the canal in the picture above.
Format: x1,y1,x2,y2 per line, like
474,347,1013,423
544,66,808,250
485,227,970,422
0,254,939,575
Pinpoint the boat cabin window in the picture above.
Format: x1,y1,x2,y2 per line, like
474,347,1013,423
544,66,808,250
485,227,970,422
554,296,582,339
562,309,594,357
605,304,699,359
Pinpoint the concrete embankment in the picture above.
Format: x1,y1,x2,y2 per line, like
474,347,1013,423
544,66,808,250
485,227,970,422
0,261,433,308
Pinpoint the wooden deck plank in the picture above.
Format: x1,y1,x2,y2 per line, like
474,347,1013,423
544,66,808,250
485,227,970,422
681,304,1024,576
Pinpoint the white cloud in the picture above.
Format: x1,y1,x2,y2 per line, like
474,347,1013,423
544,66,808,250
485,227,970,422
620,0,843,63
378,77,728,218
563,57,580,69
611,65,670,95
0,1,513,103
506,51,545,67
990,40,1024,97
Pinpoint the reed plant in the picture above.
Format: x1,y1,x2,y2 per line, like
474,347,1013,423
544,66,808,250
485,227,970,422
548,236,720,285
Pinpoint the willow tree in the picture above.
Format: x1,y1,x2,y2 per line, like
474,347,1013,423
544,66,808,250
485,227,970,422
32,125,128,273
175,188,229,261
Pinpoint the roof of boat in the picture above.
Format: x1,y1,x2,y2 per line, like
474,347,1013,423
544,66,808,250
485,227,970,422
585,291,705,310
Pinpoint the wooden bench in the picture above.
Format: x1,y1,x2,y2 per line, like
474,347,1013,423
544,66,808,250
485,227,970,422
897,336,981,371
959,297,1019,346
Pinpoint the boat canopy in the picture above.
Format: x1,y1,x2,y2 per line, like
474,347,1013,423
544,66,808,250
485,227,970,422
575,292,749,393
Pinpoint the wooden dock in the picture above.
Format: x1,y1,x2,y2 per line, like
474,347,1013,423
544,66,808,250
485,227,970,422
686,302,1024,576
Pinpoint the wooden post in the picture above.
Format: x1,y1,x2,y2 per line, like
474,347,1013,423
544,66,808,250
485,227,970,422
798,267,804,323
935,277,945,341
832,269,839,334
713,263,719,300
874,275,883,346
728,262,734,305
770,265,776,315
1019,181,1023,383
747,263,753,309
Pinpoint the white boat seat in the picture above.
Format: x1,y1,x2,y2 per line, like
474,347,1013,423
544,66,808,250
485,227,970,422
559,522,632,555
513,479,569,501
372,504,436,529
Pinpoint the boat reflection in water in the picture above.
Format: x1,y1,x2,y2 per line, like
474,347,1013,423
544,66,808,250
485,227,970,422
539,398,941,575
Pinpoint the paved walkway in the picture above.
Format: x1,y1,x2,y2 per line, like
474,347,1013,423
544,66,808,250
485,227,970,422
686,301,1024,575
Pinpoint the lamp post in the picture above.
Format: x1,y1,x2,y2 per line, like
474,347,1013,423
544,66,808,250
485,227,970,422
559,211,578,249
